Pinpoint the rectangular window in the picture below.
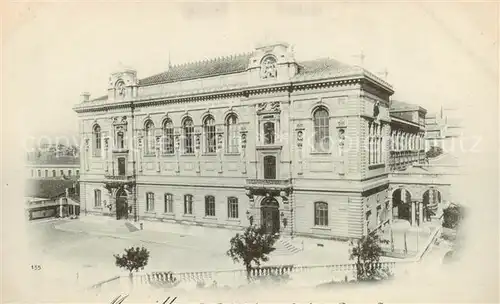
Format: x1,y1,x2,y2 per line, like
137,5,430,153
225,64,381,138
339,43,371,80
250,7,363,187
45,170,48,177
164,193,173,213
68,170,72,176
314,202,329,226
205,196,216,217
60,170,64,176
94,190,101,207
76,170,79,176
146,192,155,212
52,170,56,177
227,197,239,219
184,194,193,215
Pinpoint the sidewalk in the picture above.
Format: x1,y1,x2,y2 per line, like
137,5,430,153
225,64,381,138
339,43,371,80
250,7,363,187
55,216,358,265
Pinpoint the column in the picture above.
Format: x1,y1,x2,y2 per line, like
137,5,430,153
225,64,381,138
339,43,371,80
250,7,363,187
411,201,416,226
84,138,90,171
194,129,201,173
418,201,423,225
174,131,180,173
155,135,161,172
240,128,248,174
104,137,109,173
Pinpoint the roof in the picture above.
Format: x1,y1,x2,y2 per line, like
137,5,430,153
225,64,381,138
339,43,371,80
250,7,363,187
27,155,80,166
295,57,354,76
25,179,77,199
390,100,420,111
138,53,253,86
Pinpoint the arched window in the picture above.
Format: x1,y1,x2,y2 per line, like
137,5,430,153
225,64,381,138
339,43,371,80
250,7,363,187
263,122,275,144
68,170,72,176
227,197,239,219
76,170,79,176
203,115,216,153
94,189,101,207
146,192,155,212
60,170,64,176
44,170,48,177
313,108,330,152
144,121,155,155
314,202,328,226
162,119,174,154
164,193,173,213
37,170,41,177
183,118,194,154
226,114,239,153
52,170,56,177
184,194,193,214
205,195,216,217
93,125,101,157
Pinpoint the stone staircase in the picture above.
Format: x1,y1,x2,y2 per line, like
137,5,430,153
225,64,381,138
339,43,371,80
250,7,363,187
273,238,302,256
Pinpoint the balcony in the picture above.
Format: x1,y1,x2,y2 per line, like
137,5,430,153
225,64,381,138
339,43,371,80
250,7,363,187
245,178,292,193
104,174,135,191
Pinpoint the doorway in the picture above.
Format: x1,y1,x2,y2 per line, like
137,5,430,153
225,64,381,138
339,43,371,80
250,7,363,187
116,188,128,220
260,197,280,234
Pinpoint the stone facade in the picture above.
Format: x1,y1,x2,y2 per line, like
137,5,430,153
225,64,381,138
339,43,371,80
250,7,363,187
74,42,427,240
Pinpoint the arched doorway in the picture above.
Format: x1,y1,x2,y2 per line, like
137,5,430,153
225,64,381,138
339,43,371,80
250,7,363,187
392,188,412,223
116,189,128,220
260,197,280,234
422,189,442,222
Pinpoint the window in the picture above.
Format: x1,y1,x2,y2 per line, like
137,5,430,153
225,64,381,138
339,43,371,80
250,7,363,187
313,108,330,152
52,170,56,177
369,122,383,165
44,170,48,177
263,155,276,179
226,114,239,153
144,121,155,155
146,192,155,212
37,170,41,177
203,115,216,153
93,124,101,157
205,195,216,217
314,202,328,226
263,122,275,144
183,118,194,154
227,197,239,219
68,170,72,176
76,170,79,176
184,194,193,215
164,193,173,213
162,119,174,154
116,131,125,149
94,189,101,207
60,170,64,176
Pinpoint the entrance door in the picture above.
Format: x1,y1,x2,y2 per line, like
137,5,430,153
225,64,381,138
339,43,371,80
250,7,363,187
263,155,276,180
118,158,126,176
116,189,128,220
260,198,280,234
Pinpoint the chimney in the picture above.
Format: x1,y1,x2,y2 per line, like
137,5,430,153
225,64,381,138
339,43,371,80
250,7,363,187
81,92,91,102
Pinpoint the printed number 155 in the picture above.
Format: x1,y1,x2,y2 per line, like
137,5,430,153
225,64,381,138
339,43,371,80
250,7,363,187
31,265,41,270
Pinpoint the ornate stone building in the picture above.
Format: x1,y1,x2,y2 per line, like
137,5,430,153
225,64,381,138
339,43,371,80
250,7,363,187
74,42,429,240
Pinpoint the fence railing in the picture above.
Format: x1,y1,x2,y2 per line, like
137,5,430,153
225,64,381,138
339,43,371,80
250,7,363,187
89,262,397,292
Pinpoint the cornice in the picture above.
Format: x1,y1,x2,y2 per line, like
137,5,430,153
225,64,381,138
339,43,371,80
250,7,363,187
74,74,387,114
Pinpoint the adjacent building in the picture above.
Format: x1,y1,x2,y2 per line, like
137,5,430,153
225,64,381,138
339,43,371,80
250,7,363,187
73,42,428,239
24,179,80,220
26,154,80,180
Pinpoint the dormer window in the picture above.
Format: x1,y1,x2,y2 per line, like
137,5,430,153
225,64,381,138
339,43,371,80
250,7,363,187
260,56,277,79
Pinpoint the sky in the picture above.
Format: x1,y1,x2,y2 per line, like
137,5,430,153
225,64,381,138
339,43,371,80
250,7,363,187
2,2,498,144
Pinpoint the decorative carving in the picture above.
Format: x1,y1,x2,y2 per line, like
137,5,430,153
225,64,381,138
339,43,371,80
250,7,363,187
338,128,346,154
337,119,347,128
256,101,281,114
260,56,277,79
84,138,90,151
116,80,125,97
